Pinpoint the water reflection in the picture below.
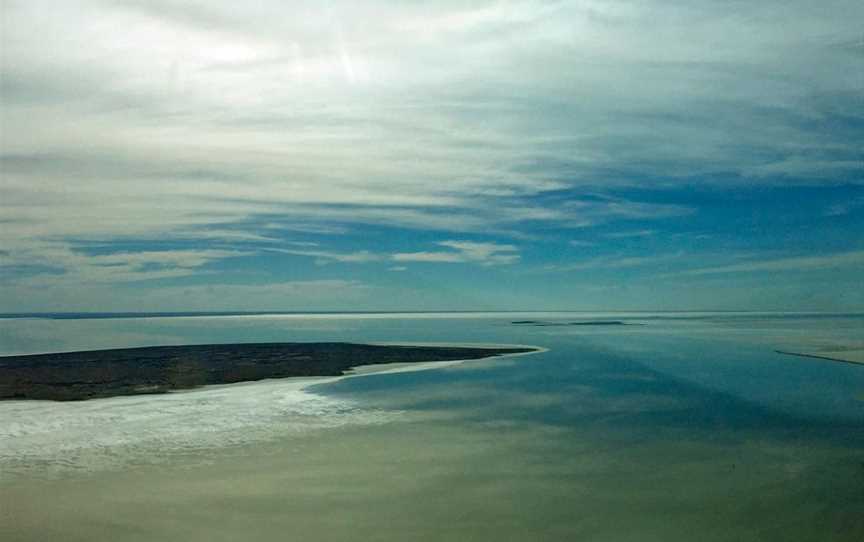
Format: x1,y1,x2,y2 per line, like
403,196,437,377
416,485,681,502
1,313,863,541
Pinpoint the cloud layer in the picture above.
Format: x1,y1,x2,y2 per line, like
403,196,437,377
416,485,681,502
1,0,862,309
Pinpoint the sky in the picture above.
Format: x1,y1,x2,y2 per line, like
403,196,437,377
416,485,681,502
1,0,862,312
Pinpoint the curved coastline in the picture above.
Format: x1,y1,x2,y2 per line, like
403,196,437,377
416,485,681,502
342,343,548,376
0,342,545,402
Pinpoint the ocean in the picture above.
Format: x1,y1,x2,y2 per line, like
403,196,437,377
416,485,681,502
1,312,863,541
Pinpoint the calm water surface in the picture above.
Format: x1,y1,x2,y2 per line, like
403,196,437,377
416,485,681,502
1,313,863,541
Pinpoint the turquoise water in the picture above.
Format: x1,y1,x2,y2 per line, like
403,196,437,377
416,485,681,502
1,313,863,541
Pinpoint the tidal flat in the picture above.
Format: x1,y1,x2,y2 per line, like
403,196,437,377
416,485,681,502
4,419,863,542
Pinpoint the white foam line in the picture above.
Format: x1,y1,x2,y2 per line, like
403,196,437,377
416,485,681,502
342,343,547,377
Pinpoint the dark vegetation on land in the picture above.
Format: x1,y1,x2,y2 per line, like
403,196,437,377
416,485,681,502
0,342,535,401
511,320,632,326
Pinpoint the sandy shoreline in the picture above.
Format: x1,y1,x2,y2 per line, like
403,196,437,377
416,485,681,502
0,343,546,476
199,343,548,388
1,342,543,401
0,342,546,403
342,343,547,377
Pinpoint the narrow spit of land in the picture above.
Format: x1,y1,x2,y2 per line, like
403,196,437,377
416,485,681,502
0,342,538,401
775,349,864,366
511,320,633,326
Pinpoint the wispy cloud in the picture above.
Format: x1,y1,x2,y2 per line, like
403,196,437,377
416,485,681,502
666,250,864,277
603,229,657,239
1,0,862,309
265,247,381,265
1,245,249,285
393,241,520,266
544,252,685,273
3,0,858,251
265,240,522,267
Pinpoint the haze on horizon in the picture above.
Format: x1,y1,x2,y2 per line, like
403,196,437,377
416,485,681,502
1,0,862,312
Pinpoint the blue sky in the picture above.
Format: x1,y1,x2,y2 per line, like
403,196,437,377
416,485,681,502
1,0,862,311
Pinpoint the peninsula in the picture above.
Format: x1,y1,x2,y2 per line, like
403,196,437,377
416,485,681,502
0,342,538,401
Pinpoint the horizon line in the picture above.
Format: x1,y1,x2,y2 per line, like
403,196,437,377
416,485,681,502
2,309,863,320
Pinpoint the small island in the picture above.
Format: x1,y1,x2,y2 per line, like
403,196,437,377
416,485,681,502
511,320,631,326
0,342,538,401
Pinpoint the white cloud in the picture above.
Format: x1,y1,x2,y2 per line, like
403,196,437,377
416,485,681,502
667,250,864,277
438,241,520,264
1,245,250,285
603,230,657,239
1,0,861,303
544,252,684,272
393,240,520,266
392,252,464,263
265,247,382,264
262,241,521,267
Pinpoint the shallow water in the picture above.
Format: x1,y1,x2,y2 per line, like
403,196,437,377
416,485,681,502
1,313,863,541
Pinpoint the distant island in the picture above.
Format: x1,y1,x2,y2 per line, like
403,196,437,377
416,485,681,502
775,349,864,366
0,342,538,401
511,320,632,326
